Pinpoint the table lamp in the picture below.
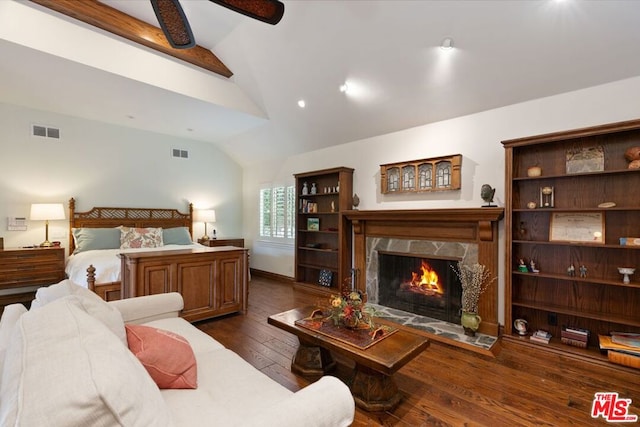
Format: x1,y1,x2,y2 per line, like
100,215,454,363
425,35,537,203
30,203,65,247
195,209,216,241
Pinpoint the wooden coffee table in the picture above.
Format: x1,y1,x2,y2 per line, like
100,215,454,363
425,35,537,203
268,306,429,411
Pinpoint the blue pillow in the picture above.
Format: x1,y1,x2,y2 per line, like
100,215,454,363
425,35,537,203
72,228,121,254
162,227,193,245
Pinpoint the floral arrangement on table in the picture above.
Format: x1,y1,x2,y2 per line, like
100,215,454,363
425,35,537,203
327,273,376,329
451,261,496,314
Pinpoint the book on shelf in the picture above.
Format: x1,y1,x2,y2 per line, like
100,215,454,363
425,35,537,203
530,335,551,344
608,349,640,369
561,337,588,348
599,335,640,357
530,330,552,344
561,326,589,343
562,325,589,336
610,332,640,348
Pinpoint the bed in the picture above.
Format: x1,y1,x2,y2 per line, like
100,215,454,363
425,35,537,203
66,198,248,321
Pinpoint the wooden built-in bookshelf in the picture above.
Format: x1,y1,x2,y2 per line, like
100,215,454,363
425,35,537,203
502,119,640,363
293,167,354,296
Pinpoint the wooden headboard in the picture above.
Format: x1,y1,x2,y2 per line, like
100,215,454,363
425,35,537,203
68,198,193,254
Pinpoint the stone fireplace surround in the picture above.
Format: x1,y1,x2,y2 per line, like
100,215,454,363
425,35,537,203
343,208,504,340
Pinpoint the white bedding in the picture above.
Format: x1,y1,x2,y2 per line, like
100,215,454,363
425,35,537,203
65,244,204,287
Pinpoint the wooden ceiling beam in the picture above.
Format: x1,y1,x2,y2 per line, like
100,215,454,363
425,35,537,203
29,0,233,78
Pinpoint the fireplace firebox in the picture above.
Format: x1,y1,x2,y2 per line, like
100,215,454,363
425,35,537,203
378,252,462,324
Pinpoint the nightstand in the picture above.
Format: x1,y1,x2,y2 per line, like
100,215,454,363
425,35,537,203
198,238,244,248
0,247,66,312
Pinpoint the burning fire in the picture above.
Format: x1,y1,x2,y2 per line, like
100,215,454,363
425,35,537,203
403,260,444,296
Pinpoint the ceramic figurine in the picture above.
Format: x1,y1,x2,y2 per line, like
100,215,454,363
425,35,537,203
579,264,587,278
518,259,529,273
302,182,308,195
310,183,317,194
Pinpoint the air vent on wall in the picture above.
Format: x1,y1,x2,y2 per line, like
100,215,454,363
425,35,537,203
31,124,61,140
171,148,189,159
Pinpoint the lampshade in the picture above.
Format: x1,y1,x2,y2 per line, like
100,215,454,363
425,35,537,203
30,203,65,221
195,209,216,223
30,203,65,247
195,209,216,241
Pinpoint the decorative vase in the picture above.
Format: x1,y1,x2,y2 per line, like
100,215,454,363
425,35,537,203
527,166,542,177
343,316,358,329
461,311,482,337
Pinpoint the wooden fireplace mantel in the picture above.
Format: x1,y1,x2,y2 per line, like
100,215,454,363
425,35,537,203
343,208,504,336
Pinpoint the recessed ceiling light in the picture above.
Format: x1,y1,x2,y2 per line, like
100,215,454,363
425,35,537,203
297,99,306,108
440,37,454,50
339,83,349,93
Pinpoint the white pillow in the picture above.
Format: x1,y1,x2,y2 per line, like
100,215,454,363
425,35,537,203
0,304,27,379
0,297,171,426
31,280,126,345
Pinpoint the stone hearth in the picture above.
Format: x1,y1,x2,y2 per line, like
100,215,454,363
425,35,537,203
344,208,503,343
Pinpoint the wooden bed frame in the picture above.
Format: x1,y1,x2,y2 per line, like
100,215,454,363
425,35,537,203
68,198,193,301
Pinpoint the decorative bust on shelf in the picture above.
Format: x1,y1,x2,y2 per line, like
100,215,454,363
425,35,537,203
480,184,496,207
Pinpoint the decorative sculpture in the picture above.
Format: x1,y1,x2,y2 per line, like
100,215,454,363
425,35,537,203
480,184,496,207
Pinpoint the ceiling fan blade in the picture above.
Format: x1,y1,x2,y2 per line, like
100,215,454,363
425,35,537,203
150,0,196,49
209,0,285,25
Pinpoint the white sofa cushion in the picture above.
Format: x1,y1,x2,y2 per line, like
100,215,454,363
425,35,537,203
0,304,27,378
30,279,127,345
160,348,294,426
144,316,225,353
0,296,171,426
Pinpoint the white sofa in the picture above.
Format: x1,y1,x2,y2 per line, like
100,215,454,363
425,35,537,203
0,280,355,426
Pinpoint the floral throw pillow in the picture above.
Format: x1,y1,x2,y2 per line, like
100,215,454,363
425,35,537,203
120,227,163,249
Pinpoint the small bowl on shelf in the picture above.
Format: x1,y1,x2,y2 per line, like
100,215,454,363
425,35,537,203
618,267,636,284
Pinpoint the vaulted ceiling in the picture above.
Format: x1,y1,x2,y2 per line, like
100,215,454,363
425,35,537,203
1,0,640,166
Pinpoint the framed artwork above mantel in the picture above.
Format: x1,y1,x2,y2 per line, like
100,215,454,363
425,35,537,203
380,154,462,194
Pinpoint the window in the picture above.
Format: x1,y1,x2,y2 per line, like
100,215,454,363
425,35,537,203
418,163,433,190
260,186,295,238
387,167,400,192
436,161,452,188
402,165,415,191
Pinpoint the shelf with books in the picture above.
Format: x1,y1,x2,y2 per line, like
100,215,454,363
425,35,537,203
503,119,640,365
294,167,354,296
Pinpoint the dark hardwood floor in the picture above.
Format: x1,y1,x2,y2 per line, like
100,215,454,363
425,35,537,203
195,276,640,426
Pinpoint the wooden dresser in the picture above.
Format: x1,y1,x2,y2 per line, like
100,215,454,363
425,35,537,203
0,247,66,312
119,246,248,322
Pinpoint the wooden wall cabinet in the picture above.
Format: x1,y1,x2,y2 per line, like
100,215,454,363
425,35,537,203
294,167,354,296
502,119,640,361
380,154,461,194
120,246,248,322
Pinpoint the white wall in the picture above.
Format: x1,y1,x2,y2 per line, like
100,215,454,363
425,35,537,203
243,75,640,323
0,102,244,252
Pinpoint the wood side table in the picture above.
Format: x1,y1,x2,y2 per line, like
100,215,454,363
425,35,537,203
198,238,244,248
0,247,66,313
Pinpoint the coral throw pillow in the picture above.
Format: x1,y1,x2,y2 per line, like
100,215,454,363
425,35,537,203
125,324,197,389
